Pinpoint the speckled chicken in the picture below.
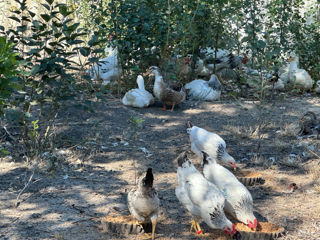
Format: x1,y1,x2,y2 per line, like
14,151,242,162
202,152,257,229
175,152,238,238
128,168,160,240
299,111,318,135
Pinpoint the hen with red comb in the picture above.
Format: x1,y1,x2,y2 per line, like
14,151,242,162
202,152,257,230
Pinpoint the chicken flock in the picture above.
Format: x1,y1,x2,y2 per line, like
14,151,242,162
101,48,318,239
121,50,246,110
127,122,259,240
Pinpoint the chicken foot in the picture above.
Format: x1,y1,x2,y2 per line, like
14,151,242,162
190,219,203,235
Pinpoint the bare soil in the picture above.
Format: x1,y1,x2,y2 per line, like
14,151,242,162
1,94,320,240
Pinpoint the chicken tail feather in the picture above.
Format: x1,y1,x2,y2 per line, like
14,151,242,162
144,168,154,188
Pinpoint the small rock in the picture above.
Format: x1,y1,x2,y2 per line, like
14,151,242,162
30,213,41,219
269,157,275,163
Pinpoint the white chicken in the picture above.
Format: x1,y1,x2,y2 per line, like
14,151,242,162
202,152,257,229
185,74,221,101
128,168,160,240
89,47,122,85
315,81,320,93
187,121,236,168
175,152,238,237
122,75,154,108
288,53,314,90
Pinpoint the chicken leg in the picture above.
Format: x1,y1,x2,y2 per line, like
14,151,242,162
190,219,202,234
151,219,157,240
170,103,175,111
136,220,155,240
162,103,167,110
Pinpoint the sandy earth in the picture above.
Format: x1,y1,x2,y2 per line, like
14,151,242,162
1,94,320,240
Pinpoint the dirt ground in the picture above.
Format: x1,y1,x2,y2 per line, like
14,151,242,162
1,93,320,240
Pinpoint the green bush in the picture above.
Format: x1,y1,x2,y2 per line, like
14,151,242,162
0,35,20,114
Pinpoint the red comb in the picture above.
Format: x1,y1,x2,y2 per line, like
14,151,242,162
254,219,258,228
197,229,202,234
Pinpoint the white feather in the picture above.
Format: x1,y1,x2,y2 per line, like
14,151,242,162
151,67,163,100
187,125,236,166
89,47,122,85
122,75,154,108
288,54,314,90
203,156,256,226
175,157,233,231
185,75,221,101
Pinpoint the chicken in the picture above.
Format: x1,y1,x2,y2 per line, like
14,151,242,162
315,80,320,93
185,74,221,101
175,152,238,237
178,56,192,82
128,168,160,240
206,53,248,73
288,53,314,90
186,121,236,168
298,111,318,135
202,152,257,229
88,47,122,85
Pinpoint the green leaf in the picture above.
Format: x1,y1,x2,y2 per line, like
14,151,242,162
44,0,54,5
28,10,36,17
8,16,21,23
31,65,41,74
79,47,90,57
40,14,51,22
1,149,8,155
69,39,83,45
253,93,260,98
58,4,69,17
41,3,51,11
88,57,99,63
88,35,98,46
67,23,80,32
11,10,21,14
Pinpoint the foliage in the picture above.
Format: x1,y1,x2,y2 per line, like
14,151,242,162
1,0,88,159
0,36,21,114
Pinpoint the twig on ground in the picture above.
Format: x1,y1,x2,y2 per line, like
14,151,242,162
3,125,17,142
15,171,35,208
307,149,320,161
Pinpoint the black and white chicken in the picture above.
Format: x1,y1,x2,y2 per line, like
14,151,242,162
206,53,248,73
202,152,257,229
187,121,236,168
175,152,238,237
